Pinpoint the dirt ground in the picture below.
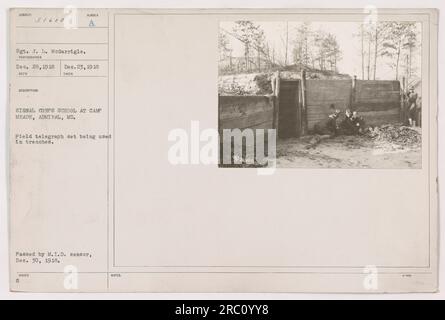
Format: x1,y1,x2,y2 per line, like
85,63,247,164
276,132,422,169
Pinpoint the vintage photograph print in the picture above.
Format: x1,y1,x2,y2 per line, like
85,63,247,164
218,20,422,169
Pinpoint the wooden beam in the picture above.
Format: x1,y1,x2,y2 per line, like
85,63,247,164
400,77,406,123
351,75,357,110
300,70,307,135
273,71,281,131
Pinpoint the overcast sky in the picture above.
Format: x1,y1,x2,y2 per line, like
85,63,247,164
220,21,422,81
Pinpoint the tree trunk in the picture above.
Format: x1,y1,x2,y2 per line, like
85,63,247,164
367,31,371,80
395,40,402,80
361,25,365,80
257,48,261,72
373,28,378,80
284,22,289,66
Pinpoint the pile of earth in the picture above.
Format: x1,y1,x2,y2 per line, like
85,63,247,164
218,73,272,96
366,125,421,147
218,70,351,96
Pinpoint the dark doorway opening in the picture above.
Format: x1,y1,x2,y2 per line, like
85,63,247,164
278,80,301,138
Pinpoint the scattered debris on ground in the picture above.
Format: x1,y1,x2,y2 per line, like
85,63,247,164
365,125,421,147
275,125,422,169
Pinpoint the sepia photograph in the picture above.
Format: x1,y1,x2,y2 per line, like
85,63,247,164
4,6,440,297
218,21,422,168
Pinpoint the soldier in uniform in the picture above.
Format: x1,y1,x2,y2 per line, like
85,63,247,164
339,109,356,135
313,104,340,137
407,87,418,127
416,96,422,127
350,111,366,134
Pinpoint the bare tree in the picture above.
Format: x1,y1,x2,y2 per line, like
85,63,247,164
367,28,372,80
218,31,232,65
292,22,312,68
373,26,379,80
281,21,289,66
403,27,418,83
228,21,269,73
370,23,389,80
361,24,365,80
357,22,374,80
380,22,417,80
311,30,342,72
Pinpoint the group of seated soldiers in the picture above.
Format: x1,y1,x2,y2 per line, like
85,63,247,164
313,104,366,137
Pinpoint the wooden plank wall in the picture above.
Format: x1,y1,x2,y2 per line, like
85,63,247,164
219,95,274,131
218,95,274,166
305,80,352,130
219,79,401,138
353,80,401,126
305,79,401,130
